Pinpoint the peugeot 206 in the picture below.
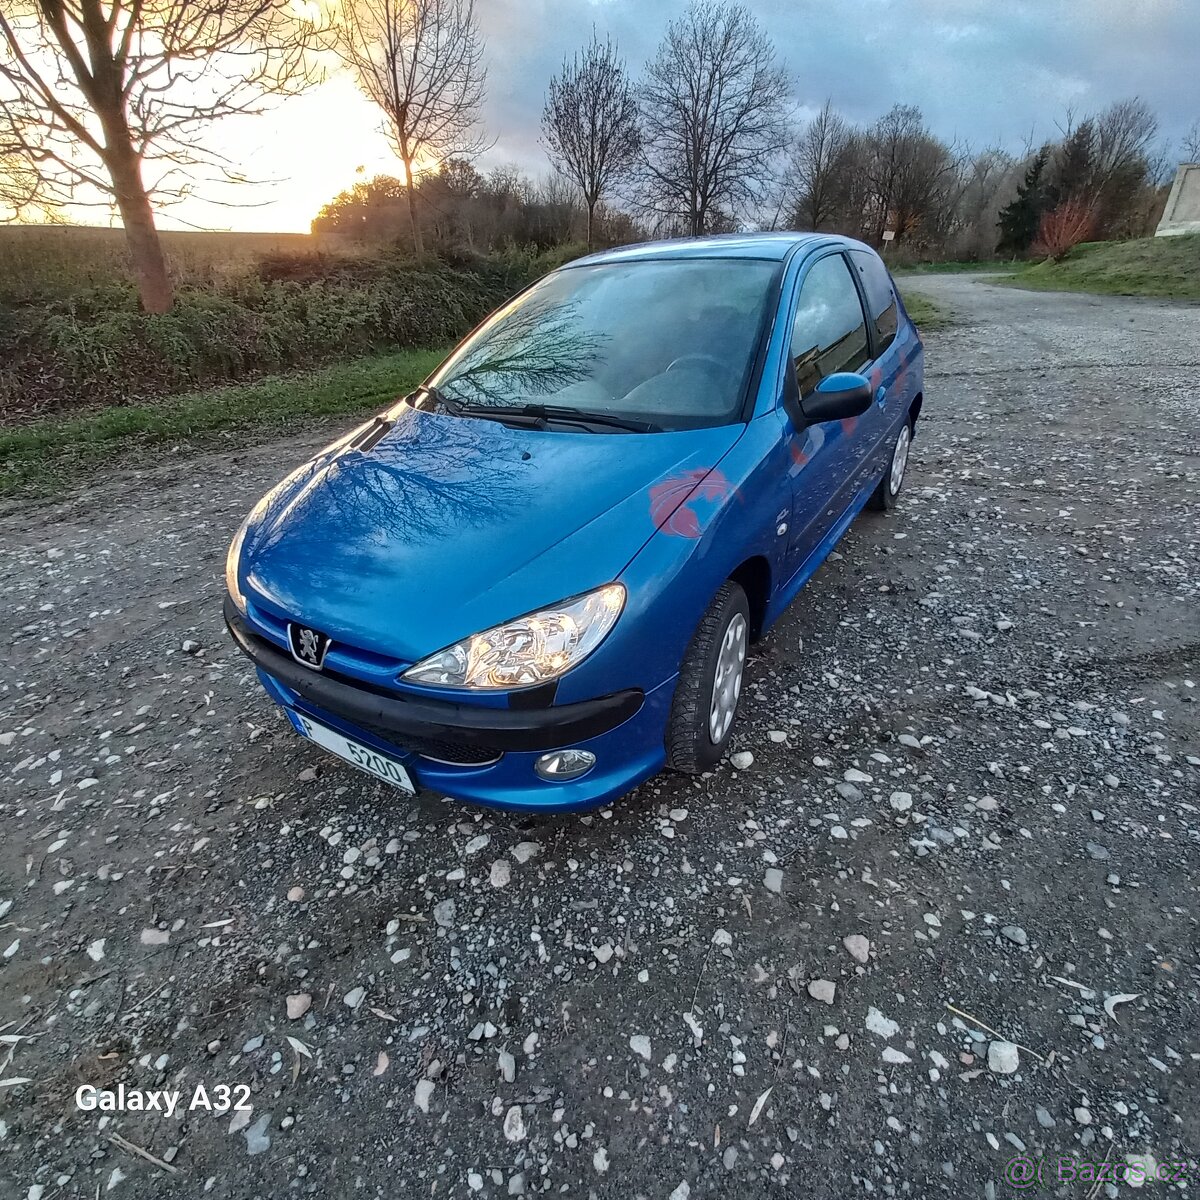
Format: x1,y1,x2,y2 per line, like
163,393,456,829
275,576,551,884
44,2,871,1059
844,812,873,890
224,233,924,811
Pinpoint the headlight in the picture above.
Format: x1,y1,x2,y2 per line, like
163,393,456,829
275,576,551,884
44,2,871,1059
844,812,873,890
403,584,625,690
225,519,250,613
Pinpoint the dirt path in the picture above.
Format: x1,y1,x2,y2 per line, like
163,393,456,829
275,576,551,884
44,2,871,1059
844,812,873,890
2,276,1198,1198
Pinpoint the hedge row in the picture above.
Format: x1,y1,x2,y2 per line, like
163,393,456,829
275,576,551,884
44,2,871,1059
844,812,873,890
0,247,572,421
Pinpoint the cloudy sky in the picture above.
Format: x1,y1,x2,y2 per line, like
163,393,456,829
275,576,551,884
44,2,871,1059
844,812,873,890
170,0,1200,232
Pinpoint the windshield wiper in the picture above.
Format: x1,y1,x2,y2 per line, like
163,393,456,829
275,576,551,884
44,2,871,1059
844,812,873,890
518,404,660,433
447,400,659,433
415,387,659,433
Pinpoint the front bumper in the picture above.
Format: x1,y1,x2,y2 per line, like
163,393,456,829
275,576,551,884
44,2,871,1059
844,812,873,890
224,596,671,811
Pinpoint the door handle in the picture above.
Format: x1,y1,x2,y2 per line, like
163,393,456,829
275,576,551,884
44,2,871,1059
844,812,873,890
874,385,886,405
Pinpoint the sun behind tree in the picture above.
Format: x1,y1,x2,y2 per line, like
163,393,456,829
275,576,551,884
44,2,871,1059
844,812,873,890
330,0,488,260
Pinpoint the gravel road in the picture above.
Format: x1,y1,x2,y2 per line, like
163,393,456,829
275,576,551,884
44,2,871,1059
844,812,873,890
2,275,1198,1199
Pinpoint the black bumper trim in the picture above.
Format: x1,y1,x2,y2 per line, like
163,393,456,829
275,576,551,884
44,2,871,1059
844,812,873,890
224,596,643,753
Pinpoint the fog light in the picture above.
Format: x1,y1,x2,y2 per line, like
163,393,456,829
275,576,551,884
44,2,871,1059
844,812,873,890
535,749,596,781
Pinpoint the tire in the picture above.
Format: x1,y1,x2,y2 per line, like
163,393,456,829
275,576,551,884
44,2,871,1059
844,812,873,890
869,416,913,512
666,581,751,773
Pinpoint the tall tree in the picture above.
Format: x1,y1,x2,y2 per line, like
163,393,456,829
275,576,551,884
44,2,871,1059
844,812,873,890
950,146,1016,259
541,33,640,250
333,0,487,260
1047,119,1096,205
787,98,850,231
638,0,791,236
858,104,959,246
996,146,1050,255
1089,97,1158,235
0,1,322,312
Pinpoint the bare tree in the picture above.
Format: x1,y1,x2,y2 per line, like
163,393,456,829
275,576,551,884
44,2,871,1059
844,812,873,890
638,0,791,236
332,0,487,260
541,33,639,250
860,103,922,241
859,104,961,247
0,2,322,312
1093,98,1158,180
1089,97,1158,234
787,98,849,231
1183,119,1200,164
949,146,1017,258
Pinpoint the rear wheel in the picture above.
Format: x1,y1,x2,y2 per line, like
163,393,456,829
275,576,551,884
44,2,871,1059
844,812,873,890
869,418,912,511
666,581,750,773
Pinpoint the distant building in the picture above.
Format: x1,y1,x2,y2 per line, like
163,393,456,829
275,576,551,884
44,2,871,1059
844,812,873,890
1155,163,1200,236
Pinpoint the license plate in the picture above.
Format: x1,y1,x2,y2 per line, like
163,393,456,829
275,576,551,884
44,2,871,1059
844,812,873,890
287,711,415,794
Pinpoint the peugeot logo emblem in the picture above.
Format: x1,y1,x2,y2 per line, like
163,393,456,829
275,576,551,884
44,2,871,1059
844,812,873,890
288,623,332,670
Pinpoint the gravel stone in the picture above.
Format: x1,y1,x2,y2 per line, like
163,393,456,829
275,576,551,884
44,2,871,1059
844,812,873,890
843,934,870,963
987,1041,1020,1074
807,979,836,1005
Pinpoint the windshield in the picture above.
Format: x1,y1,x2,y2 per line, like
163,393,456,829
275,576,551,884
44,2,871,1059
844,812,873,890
426,258,780,432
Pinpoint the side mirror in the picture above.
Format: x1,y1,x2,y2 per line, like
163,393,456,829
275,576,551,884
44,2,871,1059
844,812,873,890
800,372,873,423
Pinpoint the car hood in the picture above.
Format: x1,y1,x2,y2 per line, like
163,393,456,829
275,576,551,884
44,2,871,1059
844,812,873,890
240,405,742,661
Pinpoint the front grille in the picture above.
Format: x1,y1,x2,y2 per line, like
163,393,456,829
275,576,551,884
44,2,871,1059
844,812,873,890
357,721,504,766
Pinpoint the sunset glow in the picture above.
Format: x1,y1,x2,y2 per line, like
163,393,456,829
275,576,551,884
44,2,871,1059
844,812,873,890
157,74,420,234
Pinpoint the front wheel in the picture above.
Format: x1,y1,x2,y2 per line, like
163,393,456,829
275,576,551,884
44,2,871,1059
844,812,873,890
666,581,750,774
869,418,912,512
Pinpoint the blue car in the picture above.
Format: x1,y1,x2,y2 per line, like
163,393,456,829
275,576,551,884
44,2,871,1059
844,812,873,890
224,233,923,812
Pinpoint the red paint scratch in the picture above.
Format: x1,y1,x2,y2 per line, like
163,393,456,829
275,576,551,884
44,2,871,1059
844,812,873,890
650,467,733,538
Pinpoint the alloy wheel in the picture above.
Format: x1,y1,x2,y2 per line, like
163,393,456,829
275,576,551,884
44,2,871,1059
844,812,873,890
708,612,747,743
889,424,911,496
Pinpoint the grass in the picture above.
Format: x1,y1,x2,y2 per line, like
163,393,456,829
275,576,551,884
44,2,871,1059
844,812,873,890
899,288,952,331
0,346,444,499
902,259,1027,275
1000,234,1200,299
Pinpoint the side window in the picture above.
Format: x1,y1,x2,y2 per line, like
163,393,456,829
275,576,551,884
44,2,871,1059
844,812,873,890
790,255,870,397
850,250,899,354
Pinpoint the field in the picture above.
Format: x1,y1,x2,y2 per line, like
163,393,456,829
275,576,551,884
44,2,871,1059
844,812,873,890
22,222,1189,504
0,225,359,299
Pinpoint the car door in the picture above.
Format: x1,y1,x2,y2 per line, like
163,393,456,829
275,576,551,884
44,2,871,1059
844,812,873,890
847,249,906,481
777,252,873,578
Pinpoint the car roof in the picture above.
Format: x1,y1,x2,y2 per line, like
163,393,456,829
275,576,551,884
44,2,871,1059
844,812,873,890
565,232,873,267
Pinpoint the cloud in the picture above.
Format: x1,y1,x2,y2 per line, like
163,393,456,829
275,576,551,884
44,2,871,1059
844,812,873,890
476,0,1199,166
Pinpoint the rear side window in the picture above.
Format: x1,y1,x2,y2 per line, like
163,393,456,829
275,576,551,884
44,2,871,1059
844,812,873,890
790,254,870,397
850,250,899,354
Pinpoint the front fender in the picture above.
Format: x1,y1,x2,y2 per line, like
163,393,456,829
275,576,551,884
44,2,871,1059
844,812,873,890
554,414,785,704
